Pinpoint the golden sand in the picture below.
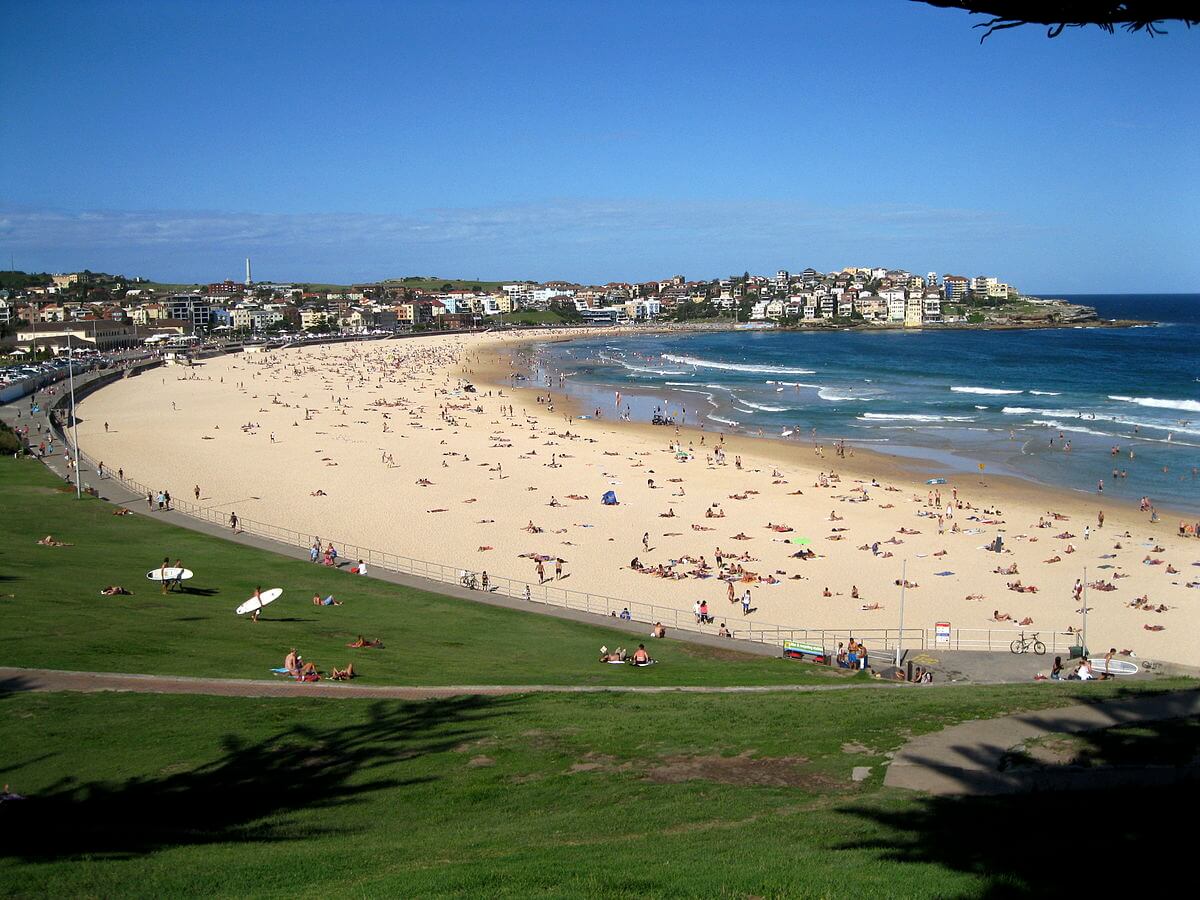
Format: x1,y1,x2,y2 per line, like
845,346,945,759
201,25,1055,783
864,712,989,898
75,331,1200,666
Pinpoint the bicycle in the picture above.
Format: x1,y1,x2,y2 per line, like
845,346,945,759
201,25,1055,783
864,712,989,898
1010,631,1046,655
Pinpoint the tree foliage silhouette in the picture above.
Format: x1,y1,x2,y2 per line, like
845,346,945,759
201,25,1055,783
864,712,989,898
913,1,1200,40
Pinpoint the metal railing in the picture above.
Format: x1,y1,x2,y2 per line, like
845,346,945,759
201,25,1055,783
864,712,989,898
927,627,1082,655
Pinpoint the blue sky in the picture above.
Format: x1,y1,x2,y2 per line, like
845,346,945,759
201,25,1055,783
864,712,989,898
1,0,1197,290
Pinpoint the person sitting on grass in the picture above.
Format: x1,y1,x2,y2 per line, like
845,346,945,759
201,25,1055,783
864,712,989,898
312,593,342,606
99,585,131,596
329,663,357,681
284,648,301,675
650,622,666,639
297,661,319,679
632,643,651,665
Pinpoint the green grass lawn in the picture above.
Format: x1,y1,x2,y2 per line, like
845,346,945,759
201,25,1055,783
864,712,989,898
3,456,1197,895
0,458,843,687
2,684,1194,897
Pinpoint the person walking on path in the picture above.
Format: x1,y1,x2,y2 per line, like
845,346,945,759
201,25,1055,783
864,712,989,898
230,511,238,531
741,590,751,616
537,559,546,584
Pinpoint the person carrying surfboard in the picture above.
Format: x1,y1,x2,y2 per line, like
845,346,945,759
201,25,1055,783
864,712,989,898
160,557,170,594
251,586,262,622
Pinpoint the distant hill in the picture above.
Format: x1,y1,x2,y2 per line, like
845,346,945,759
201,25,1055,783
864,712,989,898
0,271,53,290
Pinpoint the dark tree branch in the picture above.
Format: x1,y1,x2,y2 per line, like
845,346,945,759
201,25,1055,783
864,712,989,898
912,1,1200,41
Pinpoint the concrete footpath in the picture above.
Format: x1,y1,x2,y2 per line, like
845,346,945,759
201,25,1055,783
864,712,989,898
0,666,880,700
885,688,1200,795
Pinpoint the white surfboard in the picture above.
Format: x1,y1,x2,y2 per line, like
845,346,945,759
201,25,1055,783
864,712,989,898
146,568,194,582
1090,658,1140,676
236,588,282,615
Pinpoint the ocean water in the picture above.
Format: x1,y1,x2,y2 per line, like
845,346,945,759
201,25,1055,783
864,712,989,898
530,294,1200,513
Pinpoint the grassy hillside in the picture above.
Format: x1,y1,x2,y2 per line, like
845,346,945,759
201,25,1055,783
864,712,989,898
0,459,835,687
2,683,1192,896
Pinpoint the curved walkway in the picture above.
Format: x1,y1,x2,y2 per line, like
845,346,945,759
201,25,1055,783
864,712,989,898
0,666,884,701
885,688,1200,795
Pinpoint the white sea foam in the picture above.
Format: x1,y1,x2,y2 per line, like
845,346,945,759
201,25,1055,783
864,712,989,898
818,388,871,402
1003,406,1200,436
859,413,975,423
598,353,686,376
662,354,815,375
707,414,740,426
1002,407,1084,417
1029,419,1111,437
974,405,989,410
1029,390,1061,396
1108,395,1200,414
950,386,1023,396
736,399,793,412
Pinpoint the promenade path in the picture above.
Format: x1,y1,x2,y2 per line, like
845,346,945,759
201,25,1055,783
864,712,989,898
0,666,883,700
885,687,1200,795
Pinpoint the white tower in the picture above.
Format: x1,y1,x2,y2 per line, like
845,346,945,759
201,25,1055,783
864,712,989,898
245,257,252,287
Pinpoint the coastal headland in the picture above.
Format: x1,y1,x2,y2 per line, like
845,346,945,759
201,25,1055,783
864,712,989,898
75,328,1199,666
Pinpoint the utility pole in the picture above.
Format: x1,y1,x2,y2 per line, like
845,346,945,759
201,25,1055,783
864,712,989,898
894,558,907,667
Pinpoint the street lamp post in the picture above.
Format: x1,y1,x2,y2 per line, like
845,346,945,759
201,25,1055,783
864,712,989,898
67,331,81,499
1081,566,1088,654
894,558,907,667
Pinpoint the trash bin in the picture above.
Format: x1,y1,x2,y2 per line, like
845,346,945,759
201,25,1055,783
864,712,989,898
1069,643,1089,659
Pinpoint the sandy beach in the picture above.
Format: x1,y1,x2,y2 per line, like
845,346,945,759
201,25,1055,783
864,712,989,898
75,331,1200,666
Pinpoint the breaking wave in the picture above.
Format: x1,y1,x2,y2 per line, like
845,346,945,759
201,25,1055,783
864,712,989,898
662,354,815,375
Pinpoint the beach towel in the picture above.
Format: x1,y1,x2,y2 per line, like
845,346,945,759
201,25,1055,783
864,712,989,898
602,490,618,505
270,667,291,675
935,571,954,576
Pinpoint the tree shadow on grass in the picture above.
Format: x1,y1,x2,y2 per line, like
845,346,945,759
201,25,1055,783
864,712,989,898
1,694,515,862
840,696,1200,892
